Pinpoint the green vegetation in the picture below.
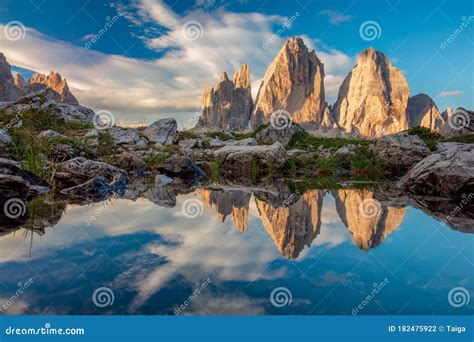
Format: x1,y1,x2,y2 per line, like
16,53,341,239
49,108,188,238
178,130,200,140
445,134,474,144
210,160,220,182
287,131,371,150
145,153,167,171
408,126,441,151
315,156,340,175
350,147,386,177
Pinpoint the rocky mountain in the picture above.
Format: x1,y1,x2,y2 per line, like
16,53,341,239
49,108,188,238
252,37,329,128
256,189,324,259
333,48,410,138
0,53,24,102
407,93,445,131
333,189,406,251
28,71,78,105
439,107,474,137
197,64,253,131
200,189,251,232
0,52,79,105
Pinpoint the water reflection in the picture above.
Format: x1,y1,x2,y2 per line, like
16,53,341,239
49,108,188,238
0,179,472,315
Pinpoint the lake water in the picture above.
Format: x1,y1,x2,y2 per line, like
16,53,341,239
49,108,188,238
0,185,472,315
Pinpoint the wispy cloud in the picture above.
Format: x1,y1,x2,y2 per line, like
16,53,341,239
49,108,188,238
80,33,96,41
438,90,464,97
318,10,352,26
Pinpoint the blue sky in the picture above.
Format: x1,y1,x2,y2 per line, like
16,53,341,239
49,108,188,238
0,0,472,126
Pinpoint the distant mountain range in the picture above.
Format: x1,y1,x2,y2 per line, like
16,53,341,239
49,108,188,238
196,37,454,138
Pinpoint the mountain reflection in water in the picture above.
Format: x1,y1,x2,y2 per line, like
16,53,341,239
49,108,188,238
0,179,472,315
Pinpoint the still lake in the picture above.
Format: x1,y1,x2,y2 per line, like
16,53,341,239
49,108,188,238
0,185,472,315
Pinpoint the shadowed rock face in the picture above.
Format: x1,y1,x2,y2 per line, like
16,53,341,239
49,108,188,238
197,64,253,131
407,93,445,131
0,53,24,102
252,37,328,128
333,189,406,251
200,189,251,232
256,189,324,259
333,48,410,138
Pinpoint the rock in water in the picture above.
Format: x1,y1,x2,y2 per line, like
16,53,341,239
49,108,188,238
0,53,24,102
27,71,78,105
407,93,445,131
252,37,327,128
398,143,474,198
143,118,178,145
197,64,253,131
333,48,410,138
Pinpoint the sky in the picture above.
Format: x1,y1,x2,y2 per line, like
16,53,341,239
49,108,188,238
0,0,472,127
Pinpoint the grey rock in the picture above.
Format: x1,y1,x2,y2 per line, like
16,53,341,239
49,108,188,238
369,131,431,170
143,118,178,145
398,143,474,198
214,142,286,176
224,138,257,146
109,127,148,147
256,123,303,146
0,129,12,146
38,129,63,138
60,157,128,184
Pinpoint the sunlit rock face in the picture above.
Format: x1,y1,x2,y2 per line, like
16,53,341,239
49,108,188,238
252,37,328,128
200,189,251,232
333,189,406,251
333,48,410,138
407,93,445,131
197,64,253,131
255,189,324,259
28,71,79,105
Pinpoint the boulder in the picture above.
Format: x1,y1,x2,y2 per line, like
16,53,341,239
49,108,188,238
38,129,63,138
369,131,431,170
60,157,128,184
109,127,148,147
107,151,146,173
256,123,303,146
214,142,286,175
398,143,474,198
157,155,206,181
143,118,178,145
0,157,49,198
224,138,257,146
0,129,12,146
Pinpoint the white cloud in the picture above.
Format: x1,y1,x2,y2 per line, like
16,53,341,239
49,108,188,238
318,10,352,26
0,0,354,126
438,90,464,97
80,33,96,42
